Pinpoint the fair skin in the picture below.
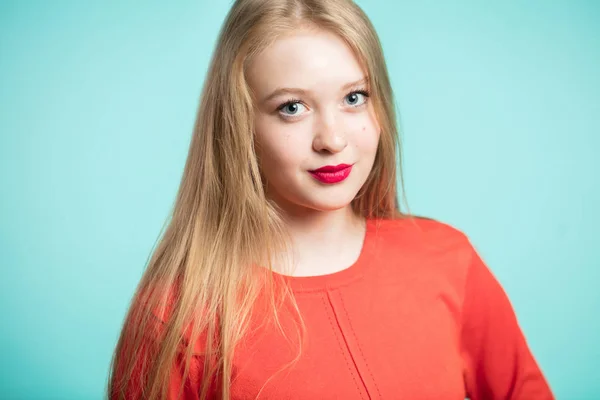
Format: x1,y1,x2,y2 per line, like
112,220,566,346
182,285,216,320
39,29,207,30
246,26,381,277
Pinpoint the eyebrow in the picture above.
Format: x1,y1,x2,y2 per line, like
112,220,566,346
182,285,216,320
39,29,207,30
262,76,369,103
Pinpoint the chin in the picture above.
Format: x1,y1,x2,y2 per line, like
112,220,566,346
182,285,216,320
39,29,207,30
301,193,359,212
309,202,351,212
269,181,363,214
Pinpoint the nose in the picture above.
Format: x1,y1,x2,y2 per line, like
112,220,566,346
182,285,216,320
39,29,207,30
312,110,347,154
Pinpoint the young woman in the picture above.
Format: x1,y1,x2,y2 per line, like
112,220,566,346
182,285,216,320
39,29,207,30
108,0,554,399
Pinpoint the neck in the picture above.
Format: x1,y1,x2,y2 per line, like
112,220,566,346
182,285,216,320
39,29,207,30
274,203,367,277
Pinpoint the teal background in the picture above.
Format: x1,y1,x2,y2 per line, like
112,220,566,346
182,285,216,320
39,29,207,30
0,0,598,398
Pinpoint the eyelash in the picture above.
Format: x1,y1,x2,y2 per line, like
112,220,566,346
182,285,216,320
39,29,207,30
276,89,371,115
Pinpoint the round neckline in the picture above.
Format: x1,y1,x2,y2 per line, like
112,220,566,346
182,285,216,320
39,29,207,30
269,218,378,292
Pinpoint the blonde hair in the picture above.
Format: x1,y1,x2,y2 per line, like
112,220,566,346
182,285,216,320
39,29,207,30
107,0,410,399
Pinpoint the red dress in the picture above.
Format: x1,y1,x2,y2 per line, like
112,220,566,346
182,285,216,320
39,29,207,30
119,217,555,399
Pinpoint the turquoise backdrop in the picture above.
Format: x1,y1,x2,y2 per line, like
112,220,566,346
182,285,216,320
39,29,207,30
1,1,598,398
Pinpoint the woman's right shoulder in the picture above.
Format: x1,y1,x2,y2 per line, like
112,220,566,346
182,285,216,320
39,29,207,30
135,282,212,355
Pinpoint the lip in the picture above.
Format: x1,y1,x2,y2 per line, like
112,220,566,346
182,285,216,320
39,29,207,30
310,163,352,173
308,163,353,184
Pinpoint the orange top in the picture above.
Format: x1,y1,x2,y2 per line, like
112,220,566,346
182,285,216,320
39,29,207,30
120,217,555,399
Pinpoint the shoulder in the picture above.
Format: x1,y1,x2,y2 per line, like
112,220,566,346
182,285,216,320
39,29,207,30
137,281,212,355
371,214,471,252
369,215,476,284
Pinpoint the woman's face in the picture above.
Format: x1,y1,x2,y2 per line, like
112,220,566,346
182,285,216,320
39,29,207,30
246,27,380,214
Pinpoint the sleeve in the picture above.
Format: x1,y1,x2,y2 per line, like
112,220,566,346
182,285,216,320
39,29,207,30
460,242,555,400
111,313,217,399
166,350,206,400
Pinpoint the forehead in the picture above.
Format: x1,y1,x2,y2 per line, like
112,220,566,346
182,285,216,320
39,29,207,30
246,28,366,96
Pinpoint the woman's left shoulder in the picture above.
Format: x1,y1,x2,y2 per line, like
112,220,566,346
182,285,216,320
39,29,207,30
369,215,476,287
371,214,471,250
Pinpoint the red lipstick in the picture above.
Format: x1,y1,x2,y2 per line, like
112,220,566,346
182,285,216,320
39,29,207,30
308,163,353,184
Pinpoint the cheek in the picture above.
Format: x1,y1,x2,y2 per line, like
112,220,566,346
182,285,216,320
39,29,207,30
350,116,380,153
356,130,380,156
254,117,310,171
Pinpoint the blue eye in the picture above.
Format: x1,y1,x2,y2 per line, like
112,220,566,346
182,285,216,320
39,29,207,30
345,90,369,106
278,101,307,117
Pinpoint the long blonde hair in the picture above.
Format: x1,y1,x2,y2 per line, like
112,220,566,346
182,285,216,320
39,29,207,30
107,0,409,399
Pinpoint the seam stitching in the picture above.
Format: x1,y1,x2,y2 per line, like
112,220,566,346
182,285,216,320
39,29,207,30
339,293,383,399
322,294,368,400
